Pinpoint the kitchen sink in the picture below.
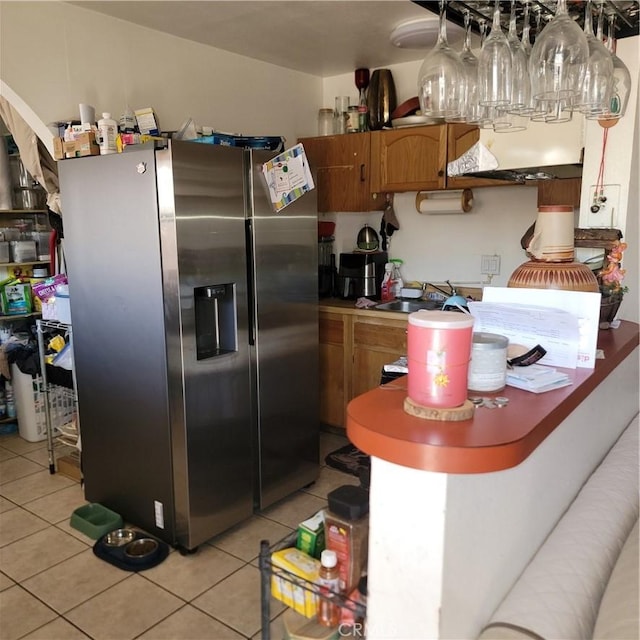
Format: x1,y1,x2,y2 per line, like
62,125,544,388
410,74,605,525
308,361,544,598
375,299,442,313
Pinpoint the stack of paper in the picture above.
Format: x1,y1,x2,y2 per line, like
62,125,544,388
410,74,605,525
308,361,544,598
506,364,572,394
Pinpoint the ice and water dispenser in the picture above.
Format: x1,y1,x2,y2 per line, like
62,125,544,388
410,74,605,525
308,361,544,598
194,284,237,360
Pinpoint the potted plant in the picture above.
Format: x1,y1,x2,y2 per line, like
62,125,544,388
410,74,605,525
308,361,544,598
598,240,628,328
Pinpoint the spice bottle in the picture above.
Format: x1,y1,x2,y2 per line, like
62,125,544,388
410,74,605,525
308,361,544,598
325,485,369,593
347,106,360,133
317,549,341,627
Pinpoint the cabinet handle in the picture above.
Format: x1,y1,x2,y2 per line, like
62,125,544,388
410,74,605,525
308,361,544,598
360,164,365,182
438,169,445,177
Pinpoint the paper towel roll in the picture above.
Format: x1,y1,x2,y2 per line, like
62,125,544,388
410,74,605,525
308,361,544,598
415,189,473,215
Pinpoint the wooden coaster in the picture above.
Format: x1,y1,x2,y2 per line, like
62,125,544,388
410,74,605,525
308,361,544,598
403,397,475,421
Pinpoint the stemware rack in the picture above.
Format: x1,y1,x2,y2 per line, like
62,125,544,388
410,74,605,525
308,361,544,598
416,1,639,41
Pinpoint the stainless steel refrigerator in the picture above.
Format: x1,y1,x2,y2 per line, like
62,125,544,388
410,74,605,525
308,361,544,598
58,140,319,551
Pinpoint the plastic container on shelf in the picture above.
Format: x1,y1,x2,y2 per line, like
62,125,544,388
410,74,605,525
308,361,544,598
55,284,71,324
11,364,43,441
324,485,369,593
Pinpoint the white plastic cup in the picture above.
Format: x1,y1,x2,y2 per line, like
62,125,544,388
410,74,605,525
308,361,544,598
79,103,96,125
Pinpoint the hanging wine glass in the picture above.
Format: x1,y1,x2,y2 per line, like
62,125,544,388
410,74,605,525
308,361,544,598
529,0,589,105
494,0,530,132
506,0,530,114
529,7,546,120
476,19,495,129
417,0,464,119
521,1,533,59
451,11,481,124
576,2,613,117
478,0,512,109
596,13,632,122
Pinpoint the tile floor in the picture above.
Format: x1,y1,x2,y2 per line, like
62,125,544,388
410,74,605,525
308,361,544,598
0,430,359,640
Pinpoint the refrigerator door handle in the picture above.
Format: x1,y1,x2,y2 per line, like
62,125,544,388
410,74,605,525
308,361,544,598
245,218,256,346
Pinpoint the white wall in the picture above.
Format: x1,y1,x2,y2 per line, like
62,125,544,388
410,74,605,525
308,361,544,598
0,1,322,152
319,187,539,288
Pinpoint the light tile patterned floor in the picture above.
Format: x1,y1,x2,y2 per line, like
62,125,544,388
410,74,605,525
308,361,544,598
0,430,359,640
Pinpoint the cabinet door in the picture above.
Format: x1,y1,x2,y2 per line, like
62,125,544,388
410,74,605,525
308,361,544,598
370,126,447,193
351,317,407,399
319,311,350,428
446,124,515,189
300,135,383,213
537,177,582,208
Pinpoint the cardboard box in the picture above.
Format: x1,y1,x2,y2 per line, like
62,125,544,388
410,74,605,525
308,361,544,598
270,547,320,618
63,132,100,159
53,137,64,161
134,107,160,135
57,454,82,482
296,509,325,559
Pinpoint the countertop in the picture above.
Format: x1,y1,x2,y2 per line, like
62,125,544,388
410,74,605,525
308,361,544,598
319,297,406,320
346,320,639,474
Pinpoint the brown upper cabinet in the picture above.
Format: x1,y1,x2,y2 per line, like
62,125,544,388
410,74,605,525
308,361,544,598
300,124,516,212
370,124,448,192
299,133,384,213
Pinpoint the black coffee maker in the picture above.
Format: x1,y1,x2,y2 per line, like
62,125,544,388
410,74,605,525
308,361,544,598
338,251,388,299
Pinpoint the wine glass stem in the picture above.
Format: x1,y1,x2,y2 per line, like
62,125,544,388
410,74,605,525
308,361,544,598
438,0,448,45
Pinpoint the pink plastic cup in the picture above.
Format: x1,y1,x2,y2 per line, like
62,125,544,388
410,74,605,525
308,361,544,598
407,310,475,408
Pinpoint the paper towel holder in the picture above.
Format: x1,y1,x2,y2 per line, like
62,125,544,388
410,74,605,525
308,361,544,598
415,189,473,215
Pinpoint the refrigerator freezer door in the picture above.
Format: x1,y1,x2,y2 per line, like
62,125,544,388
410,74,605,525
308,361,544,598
247,149,320,509
60,142,254,551
59,146,177,542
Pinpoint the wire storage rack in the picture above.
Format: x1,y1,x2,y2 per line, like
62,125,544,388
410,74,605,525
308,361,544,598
36,319,80,475
259,533,367,640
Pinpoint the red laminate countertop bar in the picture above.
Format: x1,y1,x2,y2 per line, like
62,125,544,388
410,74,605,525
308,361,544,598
347,321,639,474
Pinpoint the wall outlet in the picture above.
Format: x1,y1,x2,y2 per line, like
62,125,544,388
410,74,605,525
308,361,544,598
481,254,501,275
585,184,620,228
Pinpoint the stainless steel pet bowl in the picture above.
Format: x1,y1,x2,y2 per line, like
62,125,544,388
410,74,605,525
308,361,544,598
123,538,159,559
103,528,137,547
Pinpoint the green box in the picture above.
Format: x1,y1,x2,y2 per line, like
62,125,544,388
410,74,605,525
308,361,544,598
70,503,123,540
1,281,32,315
296,509,325,559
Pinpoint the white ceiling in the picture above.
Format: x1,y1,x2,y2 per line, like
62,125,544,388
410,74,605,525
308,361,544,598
67,1,465,77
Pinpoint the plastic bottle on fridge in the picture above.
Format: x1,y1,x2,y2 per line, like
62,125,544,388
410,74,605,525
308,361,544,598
97,113,118,155
317,549,341,627
118,106,136,133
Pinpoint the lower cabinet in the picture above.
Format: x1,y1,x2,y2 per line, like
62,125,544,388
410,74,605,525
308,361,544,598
320,309,407,429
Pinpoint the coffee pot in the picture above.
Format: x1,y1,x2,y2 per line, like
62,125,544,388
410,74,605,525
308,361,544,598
356,224,379,251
